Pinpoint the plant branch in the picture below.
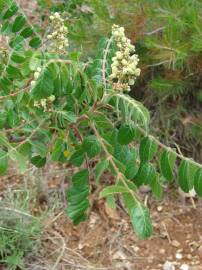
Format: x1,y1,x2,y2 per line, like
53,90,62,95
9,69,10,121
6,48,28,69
90,122,140,205
137,126,202,169
101,91,202,170
102,37,113,90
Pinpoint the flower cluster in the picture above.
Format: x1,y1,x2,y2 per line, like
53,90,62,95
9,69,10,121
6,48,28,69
34,95,55,111
31,67,42,87
47,12,69,54
109,25,141,92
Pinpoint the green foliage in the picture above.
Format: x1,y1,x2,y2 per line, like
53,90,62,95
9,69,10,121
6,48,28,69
159,149,176,182
139,136,158,163
0,189,43,270
66,169,90,224
0,149,8,175
194,168,202,197
118,124,136,145
0,0,202,242
83,135,101,158
178,160,198,193
131,205,152,240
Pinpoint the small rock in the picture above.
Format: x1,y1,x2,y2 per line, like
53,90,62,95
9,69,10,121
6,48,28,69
180,264,189,270
186,234,191,239
115,261,131,270
157,206,163,212
113,250,127,260
163,261,175,270
197,245,202,259
160,248,166,255
176,253,183,260
132,245,140,252
187,254,192,260
171,240,181,248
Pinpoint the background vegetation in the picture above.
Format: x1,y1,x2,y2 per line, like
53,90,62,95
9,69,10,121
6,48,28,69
36,0,202,161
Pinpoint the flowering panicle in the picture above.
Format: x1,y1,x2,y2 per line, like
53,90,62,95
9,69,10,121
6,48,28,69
47,12,69,54
34,95,55,111
110,25,141,92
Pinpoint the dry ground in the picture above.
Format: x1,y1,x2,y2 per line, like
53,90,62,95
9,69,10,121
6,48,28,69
1,166,202,270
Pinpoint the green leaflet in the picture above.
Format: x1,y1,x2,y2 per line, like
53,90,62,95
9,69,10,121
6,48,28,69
121,179,152,239
118,124,136,145
86,37,116,85
139,136,158,163
55,111,77,128
83,135,101,159
134,162,156,186
178,160,198,193
0,149,8,175
31,155,46,168
113,93,150,128
114,141,135,165
99,185,129,198
131,205,152,239
12,15,26,33
150,174,163,199
11,52,26,63
125,159,139,179
2,3,18,19
30,140,47,157
29,37,42,48
95,159,109,184
66,169,90,225
20,27,33,38
159,149,176,182
194,168,202,197
51,138,64,161
91,113,113,129
106,195,116,209
69,148,84,167
9,36,24,50
6,65,21,77
31,66,54,99
124,148,139,179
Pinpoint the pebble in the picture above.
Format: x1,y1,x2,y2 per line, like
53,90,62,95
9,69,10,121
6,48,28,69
176,253,183,260
171,240,181,248
160,248,166,255
132,245,140,252
187,254,192,259
163,261,175,270
157,206,163,212
180,264,189,270
186,234,191,239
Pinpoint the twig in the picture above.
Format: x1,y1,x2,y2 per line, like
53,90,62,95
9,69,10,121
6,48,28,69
162,221,171,243
144,26,165,36
102,37,113,90
44,211,63,229
0,206,37,219
147,60,171,67
137,126,202,169
52,231,66,270
91,122,140,206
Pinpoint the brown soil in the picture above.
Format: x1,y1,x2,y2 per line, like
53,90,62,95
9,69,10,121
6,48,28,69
40,190,202,270
1,165,202,270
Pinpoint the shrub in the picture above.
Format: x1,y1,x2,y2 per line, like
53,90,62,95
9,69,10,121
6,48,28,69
0,1,202,240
